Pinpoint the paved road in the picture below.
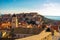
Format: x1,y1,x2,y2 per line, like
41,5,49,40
15,29,52,40
52,30,60,40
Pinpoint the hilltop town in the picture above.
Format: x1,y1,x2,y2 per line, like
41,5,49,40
0,12,60,39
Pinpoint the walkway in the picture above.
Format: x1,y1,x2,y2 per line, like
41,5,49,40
15,29,52,40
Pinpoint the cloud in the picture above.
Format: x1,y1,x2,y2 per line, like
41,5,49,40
39,3,60,16
0,2,60,16
0,8,40,14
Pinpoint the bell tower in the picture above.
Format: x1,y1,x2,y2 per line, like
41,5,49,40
11,14,18,28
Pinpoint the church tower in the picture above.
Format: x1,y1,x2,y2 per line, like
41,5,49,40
11,14,18,28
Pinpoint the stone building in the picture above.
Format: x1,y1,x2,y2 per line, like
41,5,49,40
11,14,18,28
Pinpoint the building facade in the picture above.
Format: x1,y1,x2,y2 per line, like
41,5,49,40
11,14,18,28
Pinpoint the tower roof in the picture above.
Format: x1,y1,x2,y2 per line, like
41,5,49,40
12,14,16,17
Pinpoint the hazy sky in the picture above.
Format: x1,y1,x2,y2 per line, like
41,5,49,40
0,0,60,16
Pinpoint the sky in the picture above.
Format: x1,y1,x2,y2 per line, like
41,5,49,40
0,0,60,16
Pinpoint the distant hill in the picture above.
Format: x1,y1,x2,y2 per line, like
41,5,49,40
39,15,60,24
0,12,60,24
44,16,60,20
